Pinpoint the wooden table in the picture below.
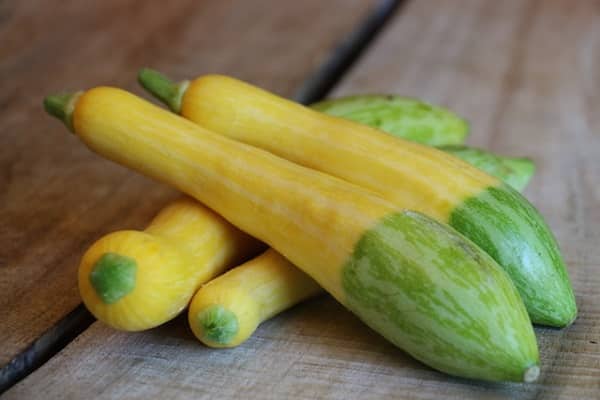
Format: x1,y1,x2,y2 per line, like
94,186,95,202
1,0,598,398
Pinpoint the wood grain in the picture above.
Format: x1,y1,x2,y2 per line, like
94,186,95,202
332,0,600,397
0,0,378,372
0,298,555,400
5,0,600,398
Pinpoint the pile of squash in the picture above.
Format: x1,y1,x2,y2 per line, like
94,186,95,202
44,70,576,383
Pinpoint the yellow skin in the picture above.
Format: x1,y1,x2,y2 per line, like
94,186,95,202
137,71,575,329
188,249,321,347
181,75,498,221
47,88,540,381
72,88,396,303
79,197,262,331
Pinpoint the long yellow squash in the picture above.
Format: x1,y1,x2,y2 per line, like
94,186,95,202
79,197,262,331
45,88,539,382
139,70,576,328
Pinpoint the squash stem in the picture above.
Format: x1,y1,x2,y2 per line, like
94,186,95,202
89,252,137,304
196,305,239,346
138,68,189,113
43,92,82,132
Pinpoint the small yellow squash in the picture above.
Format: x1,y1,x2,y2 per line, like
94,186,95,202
78,197,262,331
188,249,321,347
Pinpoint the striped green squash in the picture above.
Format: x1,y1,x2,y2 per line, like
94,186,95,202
138,71,576,328
311,94,469,146
46,88,539,382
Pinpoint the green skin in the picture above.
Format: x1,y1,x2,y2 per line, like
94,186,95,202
136,69,576,327
89,252,137,304
439,146,535,192
343,211,539,382
311,95,469,146
45,91,541,382
450,185,576,327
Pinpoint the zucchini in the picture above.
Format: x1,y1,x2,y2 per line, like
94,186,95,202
310,94,469,146
138,70,576,327
45,88,539,381
438,145,535,192
78,197,263,331
189,249,321,347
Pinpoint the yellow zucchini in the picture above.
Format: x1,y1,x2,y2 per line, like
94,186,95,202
45,87,539,382
139,70,576,328
78,197,262,331
189,249,321,347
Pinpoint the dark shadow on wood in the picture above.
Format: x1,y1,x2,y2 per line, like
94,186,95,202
0,305,95,394
294,0,405,104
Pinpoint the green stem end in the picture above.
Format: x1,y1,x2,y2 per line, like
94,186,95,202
138,68,189,113
197,305,239,346
90,252,137,305
43,92,82,133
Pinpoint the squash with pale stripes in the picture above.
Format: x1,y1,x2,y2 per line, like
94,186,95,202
78,198,262,331
310,94,469,146
139,70,576,328
45,88,539,381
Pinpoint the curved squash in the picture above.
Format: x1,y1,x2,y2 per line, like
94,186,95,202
188,249,320,348
139,70,575,327
45,88,539,381
78,198,262,331
311,94,469,146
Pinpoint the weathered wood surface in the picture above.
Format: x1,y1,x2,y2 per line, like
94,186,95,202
4,0,600,399
333,0,600,397
0,0,379,374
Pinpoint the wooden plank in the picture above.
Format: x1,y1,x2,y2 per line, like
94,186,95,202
331,0,600,397
0,298,557,400
5,0,600,399
0,0,379,380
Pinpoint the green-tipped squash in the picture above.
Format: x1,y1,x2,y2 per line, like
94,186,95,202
311,94,469,146
46,87,539,382
189,249,321,348
310,95,535,191
438,145,535,192
78,198,263,331
139,70,576,327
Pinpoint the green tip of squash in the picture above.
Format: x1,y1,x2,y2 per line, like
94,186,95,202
450,185,577,327
438,145,536,192
503,157,536,191
138,68,189,113
89,252,137,304
43,92,82,132
310,94,469,146
197,305,239,346
523,364,540,383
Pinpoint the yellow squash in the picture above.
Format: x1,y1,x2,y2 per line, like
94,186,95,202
79,197,262,331
139,70,576,328
45,87,539,381
189,249,321,347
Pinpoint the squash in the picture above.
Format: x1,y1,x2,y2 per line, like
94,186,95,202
138,70,575,328
310,94,469,146
45,88,539,382
311,95,535,191
188,249,320,348
78,197,263,331
438,145,535,192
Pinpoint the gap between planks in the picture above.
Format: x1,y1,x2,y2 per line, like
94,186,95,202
0,0,403,394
